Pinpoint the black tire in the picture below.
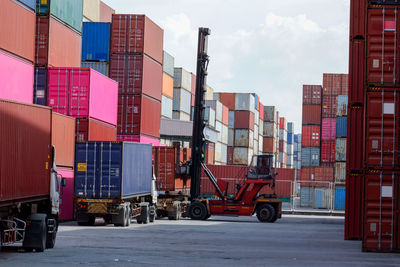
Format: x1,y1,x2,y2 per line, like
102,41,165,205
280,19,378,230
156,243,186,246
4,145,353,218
125,206,131,227
87,215,96,226
46,232,56,249
149,214,155,223
35,219,47,252
188,202,208,220
24,248,34,253
256,204,276,223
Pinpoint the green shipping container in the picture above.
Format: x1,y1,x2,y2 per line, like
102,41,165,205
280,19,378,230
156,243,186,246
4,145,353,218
36,0,83,33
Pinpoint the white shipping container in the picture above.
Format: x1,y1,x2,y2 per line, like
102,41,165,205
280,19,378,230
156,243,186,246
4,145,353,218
254,140,259,155
215,142,222,162
205,85,214,100
235,93,255,113
204,106,216,128
233,147,253,165
221,124,228,145
220,143,227,164
254,125,259,140
216,121,222,142
204,127,219,144
174,68,191,91
172,111,191,121
254,110,259,125
287,143,294,155
228,110,235,128
173,88,191,114
234,129,253,147
279,129,287,141
259,119,263,135
205,100,223,122
263,122,275,137
258,135,263,153
161,95,173,119
228,128,234,146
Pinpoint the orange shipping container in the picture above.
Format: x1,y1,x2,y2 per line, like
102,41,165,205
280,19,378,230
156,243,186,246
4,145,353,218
76,118,117,141
217,93,235,110
162,73,173,98
52,113,76,168
222,105,229,125
263,137,276,153
0,0,35,62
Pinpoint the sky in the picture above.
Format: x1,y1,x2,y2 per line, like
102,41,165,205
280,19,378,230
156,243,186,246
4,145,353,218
103,0,350,133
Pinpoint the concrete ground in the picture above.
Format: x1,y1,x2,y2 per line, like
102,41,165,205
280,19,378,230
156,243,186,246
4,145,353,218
0,215,399,266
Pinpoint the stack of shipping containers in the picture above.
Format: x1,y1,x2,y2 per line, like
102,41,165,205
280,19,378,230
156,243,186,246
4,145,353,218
262,106,279,167
346,0,400,252
173,67,192,121
286,122,294,168
109,14,163,145
278,117,287,168
161,51,174,119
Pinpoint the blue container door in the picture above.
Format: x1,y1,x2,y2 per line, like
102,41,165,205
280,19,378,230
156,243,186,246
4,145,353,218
300,187,312,207
98,142,123,199
334,187,345,210
82,22,111,62
33,67,47,106
313,188,329,209
75,142,98,198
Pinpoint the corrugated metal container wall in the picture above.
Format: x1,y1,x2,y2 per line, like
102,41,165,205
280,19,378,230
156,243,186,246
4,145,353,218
217,93,235,110
83,0,100,22
303,85,322,105
82,22,110,61
109,54,162,101
302,126,320,147
300,187,312,207
162,73,174,99
111,15,163,64
259,104,264,120
263,137,275,153
74,142,152,199
161,95,173,119
302,105,322,125
233,147,253,165
191,73,196,96
227,146,233,165
322,95,338,118
228,129,234,147
234,129,253,147
320,140,335,163
313,188,330,209
321,118,336,140
37,0,83,33
234,111,254,130
335,138,347,162
58,168,74,221
35,17,82,67
301,148,320,167
0,99,51,203
345,174,364,240
287,122,294,134
152,147,176,191
99,1,114,23
204,107,216,128
47,68,118,126
76,118,117,141
323,73,348,95
335,117,347,137
314,167,334,182
33,67,48,105
16,0,36,10
221,125,229,145
0,50,34,104
173,68,191,91
172,111,190,121
334,187,345,210
0,0,35,62
222,105,229,126
336,95,348,116
81,61,108,76
163,51,174,77
228,110,235,128
263,106,276,122
279,117,286,130
235,93,255,112
117,134,160,146
335,162,346,183
52,113,76,168
173,88,191,114
363,172,400,252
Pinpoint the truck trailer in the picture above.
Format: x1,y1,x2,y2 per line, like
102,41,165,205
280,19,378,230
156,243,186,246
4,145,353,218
0,99,64,252
74,141,157,226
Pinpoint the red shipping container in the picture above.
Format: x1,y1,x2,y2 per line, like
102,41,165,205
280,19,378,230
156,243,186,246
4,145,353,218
321,140,335,163
259,103,264,120
117,134,160,146
365,91,400,169
314,166,334,182
0,0,35,63
100,1,115,23
35,16,82,68
348,39,366,104
302,105,322,125
303,85,322,105
279,140,286,153
227,146,233,165
47,68,118,126
322,95,338,118
300,167,315,181
52,113,75,168
234,111,254,131
152,147,177,191
350,0,366,37
58,168,74,221
323,73,348,95
367,7,400,87
363,172,400,252
205,143,215,165
263,137,276,153
279,117,286,129
259,168,296,197
0,99,51,204
345,173,364,240
111,14,163,64
217,93,236,110
118,94,161,138
347,106,365,171
75,118,117,142
109,54,162,101
302,126,320,147
222,105,229,125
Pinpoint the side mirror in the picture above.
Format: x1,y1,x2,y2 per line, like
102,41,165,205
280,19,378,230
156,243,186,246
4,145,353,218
61,177,67,187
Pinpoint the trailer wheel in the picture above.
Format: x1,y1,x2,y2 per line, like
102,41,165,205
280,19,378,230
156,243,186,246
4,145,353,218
142,206,150,224
188,202,207,220
125,206,131,227
23,214,47,252
149,206,156,223
256,204,276,223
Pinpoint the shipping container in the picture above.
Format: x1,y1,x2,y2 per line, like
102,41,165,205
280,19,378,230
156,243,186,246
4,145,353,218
16,0,36,10
301,148,320,167
302,105,322,125
314,166,334,182
75,142,152,199
302,126,320,147
279,129,287,142
99,1,114,23
58,168,74,221
83,0,100,22
346,105,364,171
334,186,345,210
205,100,223,122
33,67,48,105
234,129,254,148
172,111,190,121
322,95,338,118
259,119,264,136
279,117,286,130
287,122,294,134
204,106,216,128
82,22,110,61
35,16,82,68
152,147,177,191
303,85,322,105
81,61,108,76
111,14,163,64
321,118,336,140
52,113,76,168
118,94,161,137
228,110,235,128
335,162,346,183
222,105,229,125
163,51,174,78
263,121,275,137
0,50,34,104
76,118,117,142
278,140,286,153
337,95,348,116
349,0,366,37
109,54,162,101
173,87,191,114
323,73,348,96
47,68,118,125
263,106,277,122
215,142,228,164
235,93,255,113
214,92,235,110
287,133,293,144
162,73,174,99
321,140,335,163
36,0,83,33
0,0,35,62
300,187,312,207
314,188,330,209
345,173,364,240
191,73,196,96
205,143,216,165
0,99,51,203
363,172,400,252
349,39,366,104
172,68,192,92
335,117,347,137
335,138,347,162
263,137,276,153
161,95,173,119
233,147,253,165
234,111,255,131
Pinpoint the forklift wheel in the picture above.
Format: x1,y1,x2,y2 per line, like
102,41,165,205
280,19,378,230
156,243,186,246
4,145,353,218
256,204,276,223
188,202,207,220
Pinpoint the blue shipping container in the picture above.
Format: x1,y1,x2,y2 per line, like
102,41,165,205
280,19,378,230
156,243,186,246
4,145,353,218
294,134,299,143
287,133,293,144
82,22,111,62
336,117,347,137
287,122,294,134
81,61,108,77
300,187,312,207
313,188,329,209
17,0,36,10
33,67,47,106
74,142,152,199
334,187,345,210
301,147,320,167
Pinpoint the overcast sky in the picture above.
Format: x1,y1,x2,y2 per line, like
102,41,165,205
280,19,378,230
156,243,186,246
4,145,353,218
103,0,350,133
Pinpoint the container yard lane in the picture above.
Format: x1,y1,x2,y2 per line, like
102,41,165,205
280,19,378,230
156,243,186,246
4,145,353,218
1,216,399,266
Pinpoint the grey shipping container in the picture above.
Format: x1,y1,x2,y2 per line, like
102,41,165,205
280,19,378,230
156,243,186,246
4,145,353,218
263,106,276,122
235,93,255,112
228,110,235,128
163,51,174,77
204,106,216,128
173,68,191,91
301,147,320,167
173,88,191,114
314,188,330,209
335,162,346,183
263,121,275,137
287,122,294,134
335,138,346,161
74,142,152,199
234,129,254,147
161,95,173,119
81,61,108,77
336,95,348,117
228,128,234,146
300,187,312,207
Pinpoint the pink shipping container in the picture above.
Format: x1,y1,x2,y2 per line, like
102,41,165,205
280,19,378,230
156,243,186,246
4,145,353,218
117,134,160,146
321,118,336,140
47,68,118,126
0,50,33,104
58,168,74,221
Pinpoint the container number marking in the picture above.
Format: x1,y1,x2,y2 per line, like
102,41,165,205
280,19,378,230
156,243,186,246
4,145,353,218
78,163,87,172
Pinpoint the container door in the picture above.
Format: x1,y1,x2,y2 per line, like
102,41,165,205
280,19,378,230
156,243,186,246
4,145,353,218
98,142,122,199
75,142,98,198
69,69,90,118
47,68,69,115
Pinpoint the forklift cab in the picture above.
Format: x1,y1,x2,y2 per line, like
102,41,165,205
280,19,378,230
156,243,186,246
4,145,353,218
247,155,274,180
